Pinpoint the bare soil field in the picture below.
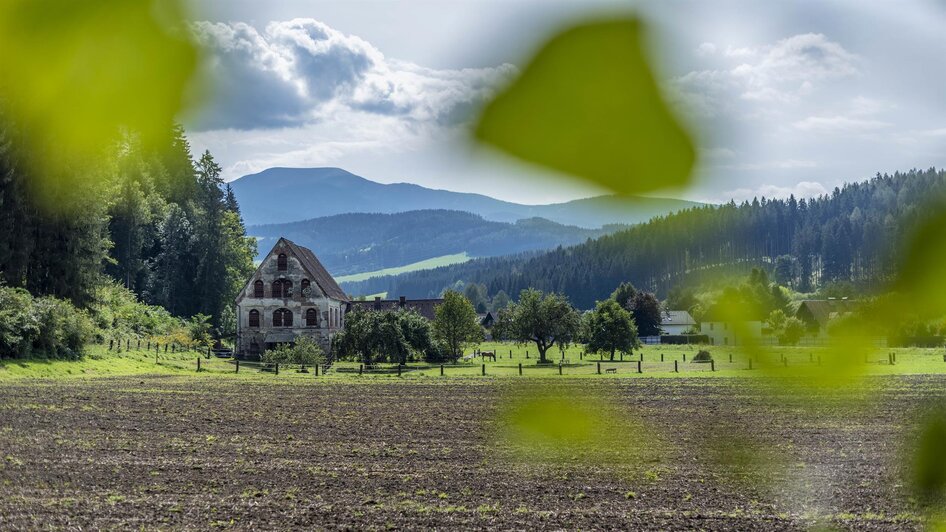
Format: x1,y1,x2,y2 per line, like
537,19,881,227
0,376,939,530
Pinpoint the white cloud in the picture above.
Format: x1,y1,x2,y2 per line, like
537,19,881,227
695,42,717,56
793,115,891,133
718,159,818,171
188,18,516,131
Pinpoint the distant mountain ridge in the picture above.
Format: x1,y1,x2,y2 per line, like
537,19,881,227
230,167,700,228
248,209,623,276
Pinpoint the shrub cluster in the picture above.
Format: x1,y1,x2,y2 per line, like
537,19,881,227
0,285,95,359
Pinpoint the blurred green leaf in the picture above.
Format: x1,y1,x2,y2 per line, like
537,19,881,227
474,17,695,195
0,0,199,159
897,209,946,316
913,409,946,505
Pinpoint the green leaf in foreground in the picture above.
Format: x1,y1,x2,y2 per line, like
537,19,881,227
474,17,695,195
896,208,946,316
0,0,199,161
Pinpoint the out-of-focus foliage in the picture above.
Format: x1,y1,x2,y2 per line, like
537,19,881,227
912,408,946,507
0,0,199,179
474,18,695,195
897,207,946,317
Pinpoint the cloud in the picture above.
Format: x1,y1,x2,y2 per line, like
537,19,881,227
672,33,859,115
713,181,829,203
793,115,891,133
718,159,818,171
189,18,516,131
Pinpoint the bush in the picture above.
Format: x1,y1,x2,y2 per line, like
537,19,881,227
262,336,325,366
0,285,94,359
692,350,713,363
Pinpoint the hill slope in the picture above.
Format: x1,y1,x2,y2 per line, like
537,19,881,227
249,209,619,276
230,167,699,228
341,168,946,308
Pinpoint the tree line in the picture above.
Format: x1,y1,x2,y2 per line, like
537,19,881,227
0,112,256,333
346,168,946,309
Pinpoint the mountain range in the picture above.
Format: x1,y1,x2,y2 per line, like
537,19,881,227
230,167,700,229
248,210,624,276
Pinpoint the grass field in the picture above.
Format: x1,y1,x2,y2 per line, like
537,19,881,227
2,341,946,381
335,252,471,283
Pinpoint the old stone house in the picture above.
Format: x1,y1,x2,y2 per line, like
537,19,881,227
235,238,349,359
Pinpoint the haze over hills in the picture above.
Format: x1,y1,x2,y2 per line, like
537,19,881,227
230,167,701,228
249,210,623,276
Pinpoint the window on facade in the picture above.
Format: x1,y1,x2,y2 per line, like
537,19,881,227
271,281,283,298
277,253,288,271
282,279,292,297
710,323,714,331
301,278,310,293
253,280,264,298
306,308,318,327
273,308,292,327
249,310,260,328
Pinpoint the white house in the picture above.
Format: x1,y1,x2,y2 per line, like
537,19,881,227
661,310,696,335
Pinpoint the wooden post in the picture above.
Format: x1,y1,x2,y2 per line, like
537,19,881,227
596,362,601,375
235,360,239,373
711,360,715,372
275,363,279,375
526,350,529,359
674,360,679,373
660,353,664,362
640,353,644,362
509,350,512,359
440,364,444,376
165,344,168,353
126,340,130,350
398,364,402,377
197,357,201,372
137,340,141,350
729,354,732,363
315,364,319,376
748,359,753,370
155,350,158,364
147,341,151,350
683,353,686,362
109,339,114,350
518,363,522,376
359,364,363,375
580,351,584,360
620,352,624,361
481,364,485,376
558,363,562,375
637,360,642,374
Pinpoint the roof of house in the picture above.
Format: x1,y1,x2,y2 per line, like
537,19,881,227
283,238,349,302
662,310,695,326
347,297,444,321
795,299,857,327
701,304,767,322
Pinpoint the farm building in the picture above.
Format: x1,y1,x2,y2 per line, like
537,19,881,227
795,298,858,335
660,310,696,335
347,296,444,320
699,304,765,346
234,238,349,359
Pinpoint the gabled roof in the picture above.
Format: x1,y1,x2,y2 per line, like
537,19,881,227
796,299,857,327
281,238,350,302
662,310,695,326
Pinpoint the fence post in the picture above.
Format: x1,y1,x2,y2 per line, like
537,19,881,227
711,360,715,372
155,350,158,364
526,350,529,359
809,353,813,363
637,360,642,374
518,363,522,376
748,359,753,370
580,351,584,360
147,341,151,350
109,339,114,350
137,339,141,350
398,364,402,377
674,360,679,373
126,340,130,350
729,353,732,363
359,364,363,375
197,357,201,372
558,363,562,376
235,360,239,373
510,350,512,359
683,353,686,362
440,364,444,376
165,344,168,353
481,364,486,376
620,352,624,361
661,353,664,362
640,353,644,362
275,363,279,375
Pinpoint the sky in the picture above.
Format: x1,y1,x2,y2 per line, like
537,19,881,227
183,0,946,204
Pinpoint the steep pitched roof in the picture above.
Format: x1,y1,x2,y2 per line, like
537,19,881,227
662,310,695,326
282,238,350,302
795,299,857,328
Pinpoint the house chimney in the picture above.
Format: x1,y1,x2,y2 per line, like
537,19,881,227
399,296,406,308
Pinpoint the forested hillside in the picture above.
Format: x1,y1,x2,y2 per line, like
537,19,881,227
344,169,945,309
250,210,623,275
0,116,256,327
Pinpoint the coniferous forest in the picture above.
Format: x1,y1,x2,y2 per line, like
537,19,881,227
344,168,945,309
0,113,256,329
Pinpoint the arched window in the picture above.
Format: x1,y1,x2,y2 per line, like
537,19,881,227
253,280,264,298
282,279,292,297
301,279,310,293
273,308,293,327
271,281,283,299
249,310,260,328
277,253,288,271
306,308,318,327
